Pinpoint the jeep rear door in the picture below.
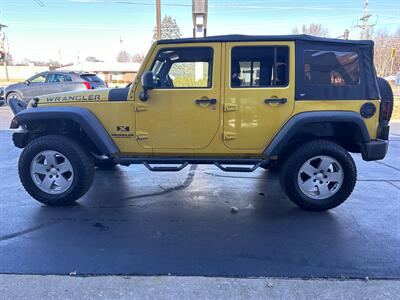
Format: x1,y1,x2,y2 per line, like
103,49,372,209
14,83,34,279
135,43,222,150
223,42,295,149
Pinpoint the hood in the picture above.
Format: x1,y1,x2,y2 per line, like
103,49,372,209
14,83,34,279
5,82,23,91
33,87,130,106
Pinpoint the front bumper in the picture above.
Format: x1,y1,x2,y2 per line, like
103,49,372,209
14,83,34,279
361,139,388,161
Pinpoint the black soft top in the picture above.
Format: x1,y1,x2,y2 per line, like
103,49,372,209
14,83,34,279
158,34,378,101
157,34,374,46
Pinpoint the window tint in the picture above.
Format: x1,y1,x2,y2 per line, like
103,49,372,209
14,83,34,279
231,46,289,88
63,74,72,82
30,74,47,83
48,74,68,83
304,50,359,86
81,74,103,83
151,47,213,88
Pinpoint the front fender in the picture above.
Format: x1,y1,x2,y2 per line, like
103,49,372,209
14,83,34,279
10,106,119,155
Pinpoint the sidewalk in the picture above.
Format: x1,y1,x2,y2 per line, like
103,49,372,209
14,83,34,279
0,275,399,300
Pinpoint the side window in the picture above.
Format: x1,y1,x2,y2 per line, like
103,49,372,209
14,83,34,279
151,47,213,89
304,50,359,86
30,74,47,83
231,46,289,88
48,74,68,83
63,75,72,82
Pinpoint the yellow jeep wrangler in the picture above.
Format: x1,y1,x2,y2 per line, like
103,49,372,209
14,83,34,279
9,35,393,211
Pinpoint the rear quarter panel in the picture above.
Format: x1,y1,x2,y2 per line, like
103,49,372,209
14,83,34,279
292,100,380,139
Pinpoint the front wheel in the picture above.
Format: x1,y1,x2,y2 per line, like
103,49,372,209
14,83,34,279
280,140,357,211
19,135,95,206
6,92,21,104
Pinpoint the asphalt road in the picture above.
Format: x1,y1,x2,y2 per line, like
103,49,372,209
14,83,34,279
0,107,399,278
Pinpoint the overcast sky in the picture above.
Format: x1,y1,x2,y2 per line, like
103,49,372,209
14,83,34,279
1,0,399,63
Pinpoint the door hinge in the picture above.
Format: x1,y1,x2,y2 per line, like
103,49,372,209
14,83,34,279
135,103,148,112
136,131,149,140
223,103,237,112
223,132,237,140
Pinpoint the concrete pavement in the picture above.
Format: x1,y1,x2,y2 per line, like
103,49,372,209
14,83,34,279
1,106,399,298
1,275,399,300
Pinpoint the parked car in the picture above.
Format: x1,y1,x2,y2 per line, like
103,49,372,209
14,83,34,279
9,34,393,211
4,71,106,104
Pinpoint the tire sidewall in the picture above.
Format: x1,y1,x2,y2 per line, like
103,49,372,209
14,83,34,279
19,136,93,205
6,92,21,104
283,142,356,211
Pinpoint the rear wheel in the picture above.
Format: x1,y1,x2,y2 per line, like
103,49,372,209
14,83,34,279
19,135,95,206
280,140,356,211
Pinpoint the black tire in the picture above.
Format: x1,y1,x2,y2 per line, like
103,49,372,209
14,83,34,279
94,158,117,170
377,77,394,122
280,140,357,211
6,92,22,105
19,135,95,206
260,161,280,172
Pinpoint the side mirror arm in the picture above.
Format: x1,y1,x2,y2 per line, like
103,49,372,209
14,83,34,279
139,71,154,101
139,89,149,101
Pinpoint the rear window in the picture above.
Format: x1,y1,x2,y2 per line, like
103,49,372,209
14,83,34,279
231,46,289,88
304,50,359,86
81,74,103,83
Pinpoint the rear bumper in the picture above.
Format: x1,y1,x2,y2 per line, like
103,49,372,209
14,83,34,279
361,139,388,161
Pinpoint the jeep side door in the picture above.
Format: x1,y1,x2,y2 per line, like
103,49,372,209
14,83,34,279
135,43,221,150
223,42,295,149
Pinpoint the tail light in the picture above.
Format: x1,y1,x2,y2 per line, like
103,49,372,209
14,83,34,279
82,82,91,89
380,101,391,122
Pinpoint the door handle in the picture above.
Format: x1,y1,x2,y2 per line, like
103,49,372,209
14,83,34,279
264,98,287,104
195,98,217,105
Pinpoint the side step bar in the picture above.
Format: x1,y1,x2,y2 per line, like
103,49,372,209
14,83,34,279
143,161,189,172
214,162,261,172
114,157,266,172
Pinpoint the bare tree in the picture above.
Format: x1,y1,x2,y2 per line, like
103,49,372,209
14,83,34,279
373,28,400,77
152,15,182,42
5,52,13,65
86,56,103,62
116,50,131,63
131,53,145,63
292,23,329,37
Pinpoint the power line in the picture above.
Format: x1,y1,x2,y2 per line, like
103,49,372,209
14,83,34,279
33,0,45,7
354,0,377,39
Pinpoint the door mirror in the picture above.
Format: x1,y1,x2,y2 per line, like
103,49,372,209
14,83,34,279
25,80,30,85
139,71,154,101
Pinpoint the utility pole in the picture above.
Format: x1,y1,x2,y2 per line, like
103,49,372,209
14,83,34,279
336,29,350,40
156,0,161,40
343,29,349,40
0,22,9,81
192,0,208,38
356,0,375,40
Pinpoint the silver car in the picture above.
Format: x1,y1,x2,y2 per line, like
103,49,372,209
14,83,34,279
4,71,107,104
